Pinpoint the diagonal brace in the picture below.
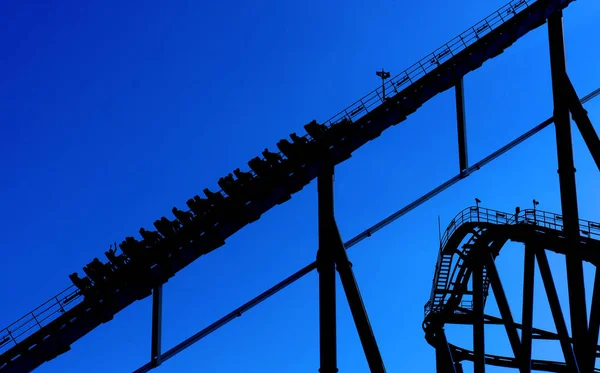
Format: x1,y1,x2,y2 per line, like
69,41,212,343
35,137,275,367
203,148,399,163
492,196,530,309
330,219,387,373
563,76,600,172
535,246,579,372
483,252,526,373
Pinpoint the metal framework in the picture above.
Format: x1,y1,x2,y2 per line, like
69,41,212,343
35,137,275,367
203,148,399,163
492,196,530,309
423,207,600,372
0,0,598,372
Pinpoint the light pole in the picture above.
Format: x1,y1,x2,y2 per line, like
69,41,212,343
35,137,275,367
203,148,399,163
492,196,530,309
533,199,540,224
376,69,391,101
475,198,481,221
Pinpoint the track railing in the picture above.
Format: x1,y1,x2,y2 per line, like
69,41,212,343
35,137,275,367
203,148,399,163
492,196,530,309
424,206,600,316
311,0,534,129
0,286,80,353
441,206,600,248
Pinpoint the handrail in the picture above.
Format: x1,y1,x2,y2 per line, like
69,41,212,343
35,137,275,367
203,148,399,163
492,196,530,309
318,0,533,129
0,286,80,352
425,206,600,316
441,206,600,249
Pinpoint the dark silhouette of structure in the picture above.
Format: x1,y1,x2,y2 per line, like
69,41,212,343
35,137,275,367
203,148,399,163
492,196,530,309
424,207,600,372
0,0,599,372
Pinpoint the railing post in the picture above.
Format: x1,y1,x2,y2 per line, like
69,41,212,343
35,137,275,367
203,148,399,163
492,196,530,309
7,330,16,346
55,297,66,313
31,313,41,328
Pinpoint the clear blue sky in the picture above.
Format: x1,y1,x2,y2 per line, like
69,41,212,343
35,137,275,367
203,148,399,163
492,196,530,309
1,0,599,372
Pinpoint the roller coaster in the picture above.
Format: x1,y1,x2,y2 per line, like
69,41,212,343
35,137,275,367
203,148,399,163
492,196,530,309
1,0,599,371
424,207,600,372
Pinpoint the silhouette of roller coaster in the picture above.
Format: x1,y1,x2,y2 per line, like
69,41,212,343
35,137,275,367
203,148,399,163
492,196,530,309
1,0,600,371
424,207,600,372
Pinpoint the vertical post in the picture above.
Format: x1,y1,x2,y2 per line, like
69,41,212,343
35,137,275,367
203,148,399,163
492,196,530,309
548,12,587,367
455,77,469,173
521,245,535,372
151,285,163,367
317,166,338,373
472,250,485,373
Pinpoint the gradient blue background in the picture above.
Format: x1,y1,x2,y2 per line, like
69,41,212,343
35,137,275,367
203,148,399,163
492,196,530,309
1,0,599,371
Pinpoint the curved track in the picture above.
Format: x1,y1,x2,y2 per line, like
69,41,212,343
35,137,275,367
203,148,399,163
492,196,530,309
423,207,600,372
0,0,580,371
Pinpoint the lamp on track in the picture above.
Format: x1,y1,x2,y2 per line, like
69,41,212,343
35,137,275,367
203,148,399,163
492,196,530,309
475,198,481,221
376,68,391,101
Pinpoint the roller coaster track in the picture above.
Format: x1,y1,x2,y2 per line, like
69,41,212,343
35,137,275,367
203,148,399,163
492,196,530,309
0,0,588,371
423,207,600,372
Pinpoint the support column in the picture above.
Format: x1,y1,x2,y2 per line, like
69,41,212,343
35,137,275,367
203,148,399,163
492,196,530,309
586,270,600,372
317,167,338,373
455,78,469,174
435,328,457,373
151,285,163,367
472,250,485,373
547,12,587,367
521,245,535,372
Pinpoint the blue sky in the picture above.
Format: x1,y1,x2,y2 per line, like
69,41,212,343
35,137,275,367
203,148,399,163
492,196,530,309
0,0,599,372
